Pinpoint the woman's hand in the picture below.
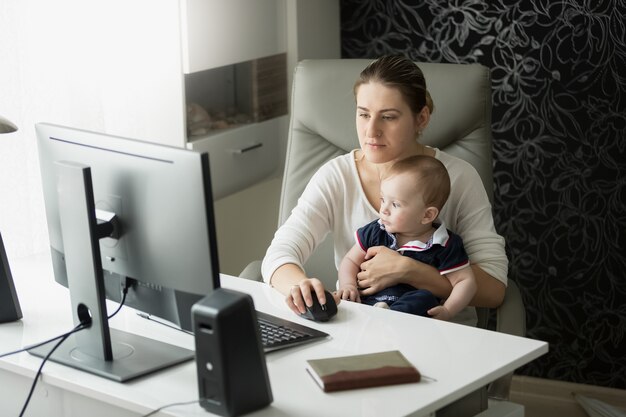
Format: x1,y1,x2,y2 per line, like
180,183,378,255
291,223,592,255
357,246,453,299
356,246,410,295
271,264,340,315
285,278,340,316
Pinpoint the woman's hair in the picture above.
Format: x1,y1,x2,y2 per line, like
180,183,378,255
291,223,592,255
354,55,434,115
386,155,450,210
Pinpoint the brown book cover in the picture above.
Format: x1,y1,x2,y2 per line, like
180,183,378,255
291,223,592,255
305,350,420,392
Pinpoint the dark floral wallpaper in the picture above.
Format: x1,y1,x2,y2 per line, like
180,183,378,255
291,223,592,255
340,0,626,389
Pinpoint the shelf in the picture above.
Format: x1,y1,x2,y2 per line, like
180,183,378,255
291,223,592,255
185,54,287,139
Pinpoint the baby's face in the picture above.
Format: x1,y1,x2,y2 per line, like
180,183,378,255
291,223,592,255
379,173,427,234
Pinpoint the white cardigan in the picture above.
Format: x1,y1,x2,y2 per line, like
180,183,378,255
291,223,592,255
263,148,508,313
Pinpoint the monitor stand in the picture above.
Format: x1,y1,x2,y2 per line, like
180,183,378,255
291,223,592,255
29,161,194,382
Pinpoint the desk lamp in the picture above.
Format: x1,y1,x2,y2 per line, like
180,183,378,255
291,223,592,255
0,115,22,323
0,115,17,133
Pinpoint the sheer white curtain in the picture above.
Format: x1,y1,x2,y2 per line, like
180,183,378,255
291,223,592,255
0,0,146,259
0,0,78,259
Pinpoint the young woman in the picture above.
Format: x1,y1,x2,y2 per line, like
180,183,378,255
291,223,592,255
261,55,508,325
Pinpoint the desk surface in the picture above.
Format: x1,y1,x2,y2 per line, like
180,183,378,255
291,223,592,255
1,254,548,417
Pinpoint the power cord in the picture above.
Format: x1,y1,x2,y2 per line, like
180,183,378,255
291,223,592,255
0,328,74,359
107,278,132,320
141,399,201,417
136,312,194,335
18,320,90,417
5,279,131,416
1,279,132,360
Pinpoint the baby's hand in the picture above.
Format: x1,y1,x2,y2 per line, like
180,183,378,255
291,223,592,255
427,305,452,321
336,285,361,303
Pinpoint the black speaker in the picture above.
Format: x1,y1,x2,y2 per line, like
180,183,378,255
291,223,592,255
0,232,22,323
192,288,272,417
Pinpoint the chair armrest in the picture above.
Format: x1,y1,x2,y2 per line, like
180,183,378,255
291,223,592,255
238,260,263,282
488,280,526,401
496,280,526,337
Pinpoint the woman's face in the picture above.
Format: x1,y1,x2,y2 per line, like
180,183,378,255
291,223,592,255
355,81,427,164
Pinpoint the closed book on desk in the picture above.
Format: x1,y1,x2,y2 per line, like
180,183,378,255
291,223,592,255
306,350,420,392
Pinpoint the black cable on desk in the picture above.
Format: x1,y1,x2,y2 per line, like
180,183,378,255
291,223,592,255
16,279,131,414
18,321,89,417
141,399,200,417
0,331,69,359
1,279,131,359
11,279,132,415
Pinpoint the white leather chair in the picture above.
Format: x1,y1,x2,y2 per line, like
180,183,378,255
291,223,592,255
240,59,525,412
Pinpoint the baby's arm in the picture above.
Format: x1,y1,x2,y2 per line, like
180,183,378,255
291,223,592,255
337,244,366,302
428,267,477,320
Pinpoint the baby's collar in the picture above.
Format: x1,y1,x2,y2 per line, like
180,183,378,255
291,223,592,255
378,220,449,252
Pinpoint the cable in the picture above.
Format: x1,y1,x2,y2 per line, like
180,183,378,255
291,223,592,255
141,399,200,417
3,279,129,414
9,279,129,415
2,282,126,358
0,319,96,359
0,333,66,359
136,312,194,335
19,321,89,417
107,279,132,320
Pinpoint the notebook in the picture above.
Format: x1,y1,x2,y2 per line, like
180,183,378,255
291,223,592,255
306,350,420,392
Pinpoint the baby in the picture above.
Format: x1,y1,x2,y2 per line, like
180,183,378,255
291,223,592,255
337,155,476,320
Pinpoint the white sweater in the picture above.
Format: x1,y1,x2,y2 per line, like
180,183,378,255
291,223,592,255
263,148,507,282
262,149,508,326
262,149,508,325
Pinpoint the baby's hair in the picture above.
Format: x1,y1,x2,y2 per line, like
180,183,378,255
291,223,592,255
386,155,450,210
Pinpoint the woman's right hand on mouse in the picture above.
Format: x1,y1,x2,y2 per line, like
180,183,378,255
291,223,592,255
286,278,339,315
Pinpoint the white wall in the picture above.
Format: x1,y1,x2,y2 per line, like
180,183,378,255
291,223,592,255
0,0,185,260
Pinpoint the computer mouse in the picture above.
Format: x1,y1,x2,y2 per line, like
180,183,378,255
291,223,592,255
300,290,338,322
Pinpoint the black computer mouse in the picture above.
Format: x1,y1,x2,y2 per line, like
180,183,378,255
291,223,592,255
300,290,338,322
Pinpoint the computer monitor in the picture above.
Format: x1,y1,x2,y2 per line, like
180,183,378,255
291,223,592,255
32,122,221,381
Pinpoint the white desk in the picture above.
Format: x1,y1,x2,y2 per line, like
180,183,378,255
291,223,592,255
0,254,548,417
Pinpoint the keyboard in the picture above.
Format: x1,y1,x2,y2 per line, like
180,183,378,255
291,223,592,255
136,309,329,353
256,311,329,353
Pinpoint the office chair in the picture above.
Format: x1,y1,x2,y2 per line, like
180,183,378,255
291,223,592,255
240,59,525,409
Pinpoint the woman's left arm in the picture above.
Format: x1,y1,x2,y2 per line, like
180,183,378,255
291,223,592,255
442,155,508,308
358,246,505,308
470,264,505,308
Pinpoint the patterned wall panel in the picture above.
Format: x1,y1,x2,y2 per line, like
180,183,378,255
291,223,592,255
340,0,626,389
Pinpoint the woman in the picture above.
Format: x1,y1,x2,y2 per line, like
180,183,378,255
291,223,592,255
261,55,508,325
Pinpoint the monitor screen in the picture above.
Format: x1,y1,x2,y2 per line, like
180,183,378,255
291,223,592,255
33,122,221,381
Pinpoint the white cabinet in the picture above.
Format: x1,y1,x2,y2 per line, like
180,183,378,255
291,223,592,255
190,118,283,196
179,0,289,200
181,0,287,73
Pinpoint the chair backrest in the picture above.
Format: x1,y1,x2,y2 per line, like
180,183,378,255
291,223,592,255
280,59,493,287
